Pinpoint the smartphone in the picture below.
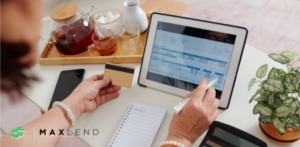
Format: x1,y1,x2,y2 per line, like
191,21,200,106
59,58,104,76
48,69,85,110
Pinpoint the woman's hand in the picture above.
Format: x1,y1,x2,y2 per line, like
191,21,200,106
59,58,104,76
62,74,121,120
166,79,219,147
1,74,121,147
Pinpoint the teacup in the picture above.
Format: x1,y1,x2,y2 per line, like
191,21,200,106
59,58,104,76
87,29,117,56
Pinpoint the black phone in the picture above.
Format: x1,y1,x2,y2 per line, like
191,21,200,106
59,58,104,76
48,69,85,110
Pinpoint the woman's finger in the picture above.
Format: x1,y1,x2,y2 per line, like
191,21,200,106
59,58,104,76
211,99,219,110
209,99,219,115
90,74,104,81
211,110,219,122
99,85,121,95
192,79,208,102
95,79,111,89
99,92,120,106
182,92,193,101
202,87,216,106
94,95,102,107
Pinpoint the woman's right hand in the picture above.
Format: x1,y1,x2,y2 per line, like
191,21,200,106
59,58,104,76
62,74,121,120
166,79,219,147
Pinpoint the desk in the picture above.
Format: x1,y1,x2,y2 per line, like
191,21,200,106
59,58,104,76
23,45,300,147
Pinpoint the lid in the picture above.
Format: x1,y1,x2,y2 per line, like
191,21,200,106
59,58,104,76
50,3,80,21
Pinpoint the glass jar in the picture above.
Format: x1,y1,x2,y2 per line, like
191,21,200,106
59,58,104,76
91,8,123,38
50,3,95,56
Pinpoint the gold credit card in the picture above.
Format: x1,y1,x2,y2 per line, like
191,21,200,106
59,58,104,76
103,63,135,89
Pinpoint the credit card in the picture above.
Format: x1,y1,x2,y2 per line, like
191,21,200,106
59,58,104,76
103,63,135,89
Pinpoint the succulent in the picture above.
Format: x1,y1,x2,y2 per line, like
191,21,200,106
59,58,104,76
249,50,300,135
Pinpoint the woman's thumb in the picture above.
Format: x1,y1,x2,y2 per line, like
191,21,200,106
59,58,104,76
96,78,111,88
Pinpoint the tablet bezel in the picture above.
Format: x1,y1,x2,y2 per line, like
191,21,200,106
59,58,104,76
138,13,248,109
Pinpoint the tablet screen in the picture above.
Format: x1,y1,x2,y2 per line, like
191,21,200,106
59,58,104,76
146,21,236,99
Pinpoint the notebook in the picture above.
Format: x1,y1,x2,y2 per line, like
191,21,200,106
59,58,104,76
107,102,167,147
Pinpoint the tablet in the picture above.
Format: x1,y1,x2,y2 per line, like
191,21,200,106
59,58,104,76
138,13,248,109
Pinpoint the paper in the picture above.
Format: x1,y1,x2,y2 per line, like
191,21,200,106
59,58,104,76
103,63,135,89
107,102,167,147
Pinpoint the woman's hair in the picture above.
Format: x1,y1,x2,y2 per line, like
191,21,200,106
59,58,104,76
1,40,39,94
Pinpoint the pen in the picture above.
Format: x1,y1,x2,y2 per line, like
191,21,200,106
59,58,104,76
174,77,219,114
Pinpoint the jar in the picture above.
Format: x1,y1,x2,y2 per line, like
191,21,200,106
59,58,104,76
91,8,123,38
50,3,95,56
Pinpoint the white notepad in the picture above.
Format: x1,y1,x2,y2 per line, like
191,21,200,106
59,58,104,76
107,102,167,147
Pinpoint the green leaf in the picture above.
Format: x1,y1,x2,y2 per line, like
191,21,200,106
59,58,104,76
298,108,300,118
279,93,288,101
298,57,300,62
256,64,268,79
268,95,275,106
273,117,285,135
272,98,283,109
285,116,298,123
248,78,256,91
286,123,292,129
279,69,287,76
269,53,290,64
292,67,300,71
253,103,264,114
255,96,268,102
259,115,274,124
258,105,273,116
280,51,298,61
283,98,294,105
268,67,286,81
259,88,266,95
260,88,271,97
276,105,294,118
291,123,300,130
249,89,260,103
294,71,300,79
283,73,299,93
262,79,285,93
280,118,287,127
287,63,292,73
280,116,300,130
253,102,269,114
294,98,300,109
290,99,300,113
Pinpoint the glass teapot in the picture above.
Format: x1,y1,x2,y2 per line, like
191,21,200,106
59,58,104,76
49,3,99,56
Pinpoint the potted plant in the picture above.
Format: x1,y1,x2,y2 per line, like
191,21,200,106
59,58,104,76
248,51,300,142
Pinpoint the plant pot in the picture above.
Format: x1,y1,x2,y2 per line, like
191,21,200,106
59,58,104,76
259,122,300,144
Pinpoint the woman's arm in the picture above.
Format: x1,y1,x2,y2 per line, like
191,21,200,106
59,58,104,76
164,79,219,147
1,74,121,147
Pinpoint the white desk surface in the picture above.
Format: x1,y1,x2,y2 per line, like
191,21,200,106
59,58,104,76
23,44,300,147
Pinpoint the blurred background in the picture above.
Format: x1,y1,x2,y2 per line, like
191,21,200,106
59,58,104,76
1,0,300,146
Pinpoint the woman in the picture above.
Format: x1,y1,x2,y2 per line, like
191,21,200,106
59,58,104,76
0,0,219,146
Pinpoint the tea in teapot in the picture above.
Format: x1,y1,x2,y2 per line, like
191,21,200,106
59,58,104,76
50,3,95,56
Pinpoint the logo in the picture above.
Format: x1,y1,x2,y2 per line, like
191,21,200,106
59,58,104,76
10,127,25,138
39,129,99,136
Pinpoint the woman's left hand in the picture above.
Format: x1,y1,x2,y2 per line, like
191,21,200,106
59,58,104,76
62,74,121,119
